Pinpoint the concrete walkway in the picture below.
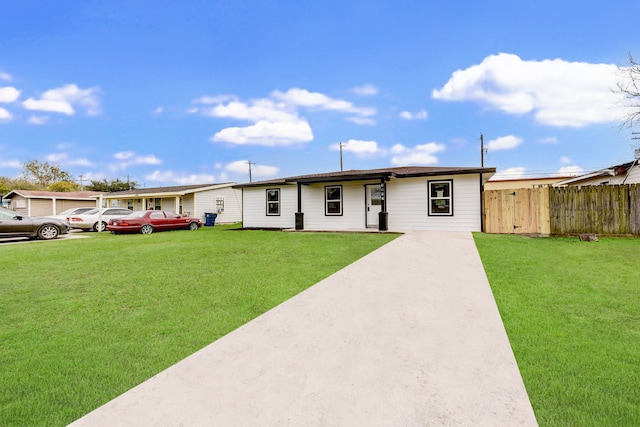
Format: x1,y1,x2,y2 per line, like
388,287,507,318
69,231,538,426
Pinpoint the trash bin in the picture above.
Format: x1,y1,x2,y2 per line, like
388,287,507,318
204,212,218,226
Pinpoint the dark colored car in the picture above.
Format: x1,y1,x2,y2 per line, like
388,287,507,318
107,210,203,234
0,206,71,240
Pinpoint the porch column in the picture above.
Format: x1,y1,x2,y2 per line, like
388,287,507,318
378,178,388,231
295,182,304,230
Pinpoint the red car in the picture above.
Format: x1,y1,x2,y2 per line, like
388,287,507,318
107,210,203,234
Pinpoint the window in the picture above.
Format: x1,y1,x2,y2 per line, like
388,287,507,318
325,185,342,215
266,188,280,216
155,198,162,210
216,196,225,213
127,199,134,210
428,180,453,216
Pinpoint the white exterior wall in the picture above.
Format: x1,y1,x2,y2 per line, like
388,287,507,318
387,174,482,232
242,185,297,228
240,174,483,231
194,187,243,223
302,181,372,230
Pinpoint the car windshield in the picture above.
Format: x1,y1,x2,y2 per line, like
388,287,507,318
80,208,99,215
0,207,22,219
59,207,94,216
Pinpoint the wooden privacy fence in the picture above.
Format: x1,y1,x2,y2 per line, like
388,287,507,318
484,184,640,235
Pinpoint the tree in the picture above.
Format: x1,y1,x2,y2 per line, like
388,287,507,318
47,180,80,192
617,53,640,128
21,160,74,190
0,176,39,192
87,178,137,192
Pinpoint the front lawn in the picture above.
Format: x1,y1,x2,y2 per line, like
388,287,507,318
0,225,398,426
474,233,640,427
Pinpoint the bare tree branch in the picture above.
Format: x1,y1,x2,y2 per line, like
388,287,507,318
616,53,640,128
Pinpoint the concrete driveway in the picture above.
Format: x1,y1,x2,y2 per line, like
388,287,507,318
69,231,537,426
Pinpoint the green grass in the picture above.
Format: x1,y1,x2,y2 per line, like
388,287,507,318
473,233,640,427
0,224,399,426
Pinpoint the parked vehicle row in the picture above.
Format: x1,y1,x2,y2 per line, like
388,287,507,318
1,206,204,242
0,207,71,240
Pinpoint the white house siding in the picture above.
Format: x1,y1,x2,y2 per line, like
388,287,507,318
302,181,374,230
387,174,482,232
183,195,196,218
194,187,243,224
623,164,640,184
242,185,297,228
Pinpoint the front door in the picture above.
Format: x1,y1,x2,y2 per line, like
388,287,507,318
365,185,382,228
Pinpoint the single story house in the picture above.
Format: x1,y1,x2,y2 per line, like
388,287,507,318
234,166,496,232
3,190,102,216
555,159,640,187
99,183,242,224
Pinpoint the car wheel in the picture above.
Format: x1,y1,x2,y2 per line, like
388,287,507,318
188,222,199,231
37,224,60,240
93,221,107,232
140,224,154,234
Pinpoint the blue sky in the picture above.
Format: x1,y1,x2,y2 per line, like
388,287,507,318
1,0,639,186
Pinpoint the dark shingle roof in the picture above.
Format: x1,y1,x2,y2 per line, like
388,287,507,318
234,166,495,188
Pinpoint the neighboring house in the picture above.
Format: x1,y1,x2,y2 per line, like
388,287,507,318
485,176,572,190
3,190,101,216
234,166,496,232
100,183,242,224
555,160,640,187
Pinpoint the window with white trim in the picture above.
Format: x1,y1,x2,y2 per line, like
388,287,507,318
266,188,280,216
215,196,225,213
428,180,453,216
325,185,343,215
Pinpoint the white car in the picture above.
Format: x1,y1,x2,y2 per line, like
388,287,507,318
45,207,96,220
67,207,134,232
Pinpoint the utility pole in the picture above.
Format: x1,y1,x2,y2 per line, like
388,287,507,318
247,160,255,183
339,141,345,171
480,133,487,167
78,175,85,191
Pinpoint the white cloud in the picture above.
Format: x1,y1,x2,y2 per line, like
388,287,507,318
45,153,93,167
225,160,279,178
400,110,428,120
211,119,313,146
112,151,162,169
433,53,623,127
390,142,446,166
0,159,22,168
152,107,163,115
145,170,217,185
272,88,375,116
0,86,20,103
27,115,49,125
560,156,572,164
0,72,12,82
346,116,376,125
557,165,584,176
539,136,559,144
331,139,381,156
205,99,299,123
197,88,375,146
22,84,101,116
490,167,527,180
486,135,523,151
0,107,13,121
352,84,379,96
